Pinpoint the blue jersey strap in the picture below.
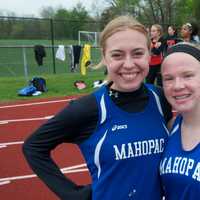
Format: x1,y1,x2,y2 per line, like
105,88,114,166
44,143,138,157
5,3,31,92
145,83,164,116
145,83,170,136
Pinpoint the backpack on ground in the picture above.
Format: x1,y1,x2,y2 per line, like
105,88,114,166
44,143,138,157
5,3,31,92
18,85,37,96
30,77,47,92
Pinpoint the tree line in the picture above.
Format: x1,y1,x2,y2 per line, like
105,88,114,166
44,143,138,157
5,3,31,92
0,0,199,41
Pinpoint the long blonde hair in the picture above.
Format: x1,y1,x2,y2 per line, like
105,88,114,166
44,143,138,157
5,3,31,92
100,15,150,54
151,24,163,38
94,15,150,71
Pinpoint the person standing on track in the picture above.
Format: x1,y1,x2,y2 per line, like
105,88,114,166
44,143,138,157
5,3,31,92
146,24,165,87
160,42,200,199
23,15,172,200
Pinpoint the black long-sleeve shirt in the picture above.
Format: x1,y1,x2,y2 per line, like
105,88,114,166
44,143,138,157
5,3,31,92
163,35,182,56
23,83,172,200
151,37,165,55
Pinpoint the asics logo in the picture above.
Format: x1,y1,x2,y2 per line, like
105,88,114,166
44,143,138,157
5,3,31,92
112,124,128,131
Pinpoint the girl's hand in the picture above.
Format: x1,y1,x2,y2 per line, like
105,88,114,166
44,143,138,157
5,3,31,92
155,42,161,48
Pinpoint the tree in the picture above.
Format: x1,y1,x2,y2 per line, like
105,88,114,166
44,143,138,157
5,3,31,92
137,0,176,26
193,0,200,19
102,0,198,30
39,6,56,19
105,0,140,16
53,8,71,39
91,0,109,21
52,3,93,41
70,3,94,39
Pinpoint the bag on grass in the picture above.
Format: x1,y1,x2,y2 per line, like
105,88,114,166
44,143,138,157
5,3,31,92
74,80,87,90
18,85,37,96
30,77,47,92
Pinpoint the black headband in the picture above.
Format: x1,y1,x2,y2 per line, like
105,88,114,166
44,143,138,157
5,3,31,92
165,43,200,62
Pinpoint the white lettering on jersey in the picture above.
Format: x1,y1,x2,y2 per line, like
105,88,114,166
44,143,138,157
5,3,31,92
172,157,182,173
160,156,200,182
165,157,172,173
185,159,194,176
192,162,200,181
112,124,128,132
113,138,165,160
113,144,127,160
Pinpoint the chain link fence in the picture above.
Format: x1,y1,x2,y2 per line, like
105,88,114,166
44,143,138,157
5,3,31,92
0,45,101,79
0,16,102,78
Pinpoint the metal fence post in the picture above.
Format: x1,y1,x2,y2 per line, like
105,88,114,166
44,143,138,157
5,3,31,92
50,18,56,74
22,47,29,82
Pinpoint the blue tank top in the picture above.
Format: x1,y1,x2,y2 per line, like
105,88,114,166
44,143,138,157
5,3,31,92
79,85,169,200
160,115,200,200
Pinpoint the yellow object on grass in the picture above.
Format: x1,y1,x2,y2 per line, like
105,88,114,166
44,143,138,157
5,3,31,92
81,44,91,75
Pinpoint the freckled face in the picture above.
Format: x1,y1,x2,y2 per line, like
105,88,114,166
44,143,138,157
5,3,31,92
162,53,200,113
103,29,150,92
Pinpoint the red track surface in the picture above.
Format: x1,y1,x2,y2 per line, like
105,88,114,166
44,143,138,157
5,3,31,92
0,96,91,200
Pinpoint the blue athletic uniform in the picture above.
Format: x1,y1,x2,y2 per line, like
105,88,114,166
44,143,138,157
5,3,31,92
160,115,200,199
79,85,169,200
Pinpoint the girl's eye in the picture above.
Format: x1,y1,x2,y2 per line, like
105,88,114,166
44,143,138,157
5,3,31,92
163,77,173,82
111,54,122,59
133,51,144,57
184,73,194,78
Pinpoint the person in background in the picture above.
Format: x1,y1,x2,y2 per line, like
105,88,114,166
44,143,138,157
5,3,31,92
160,42,200,199
23,15,172,200
146,24,165,87
190,22,200,43
164,25,180,54
180,22,199,43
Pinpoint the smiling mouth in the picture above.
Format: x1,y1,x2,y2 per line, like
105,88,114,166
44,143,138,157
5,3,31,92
120,72,139,80
174,94,191,100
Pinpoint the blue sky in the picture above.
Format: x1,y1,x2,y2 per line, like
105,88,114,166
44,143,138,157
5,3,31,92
0,0,109,17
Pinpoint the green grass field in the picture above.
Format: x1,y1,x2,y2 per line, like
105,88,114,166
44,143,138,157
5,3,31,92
0,71,106,103
0,39,104,103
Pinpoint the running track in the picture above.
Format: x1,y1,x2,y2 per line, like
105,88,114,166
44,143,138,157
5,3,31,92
0,97,91,200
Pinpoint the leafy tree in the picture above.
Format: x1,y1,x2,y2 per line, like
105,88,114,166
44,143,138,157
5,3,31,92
39,6,56,19
101,0,199,32
193,0,200,19
53,8,72,39
70,3,93,39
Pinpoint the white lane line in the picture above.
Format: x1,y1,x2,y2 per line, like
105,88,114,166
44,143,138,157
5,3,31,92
0,98,75,109
0,181,11,185
0,115,54,125
61,164,87,172
0,163,88,186
0,141,24,149
0,145,7,149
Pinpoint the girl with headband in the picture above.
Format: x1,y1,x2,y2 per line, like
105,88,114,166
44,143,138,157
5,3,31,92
161,42,200,199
